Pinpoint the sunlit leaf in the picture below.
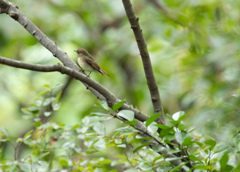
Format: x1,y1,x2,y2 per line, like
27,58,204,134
125,120,138,126
23,130,33,140
155,124,171,129
99,101,109,111
55,90,62,102
169,162,189,172
171,111,186,125
115,127,138,133
112,100,126,111
117,144,126,148
93,122,105,135
90,112,108,116
220,152,229,171
175,131,183,144
59,159,68,167
44,111,51,117
205,138,216,150
146,113,161,127
165,157,183,162
133,142,151,153
43,84,50,88
182,137,194,146
153,155,164,163
19,163,31,172
189,155,202,162
117,110,134,121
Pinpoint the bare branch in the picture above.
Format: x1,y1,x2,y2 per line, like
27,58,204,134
122,0,165,124
0,56,186,167
0,56,150,123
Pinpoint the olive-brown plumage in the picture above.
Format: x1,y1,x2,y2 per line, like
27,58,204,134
74,48,110,76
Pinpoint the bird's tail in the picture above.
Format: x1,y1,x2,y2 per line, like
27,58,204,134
100,68,110,76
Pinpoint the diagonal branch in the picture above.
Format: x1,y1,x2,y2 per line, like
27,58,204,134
0,56,149,123
0,0,107,101
122,0,165,124
0,56,185,168
0,0,157,125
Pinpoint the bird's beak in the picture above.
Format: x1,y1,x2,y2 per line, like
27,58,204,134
74,50,77,52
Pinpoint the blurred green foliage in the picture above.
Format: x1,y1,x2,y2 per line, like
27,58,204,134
1,0,240,171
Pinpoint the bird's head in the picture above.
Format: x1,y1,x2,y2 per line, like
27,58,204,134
74,48,88,56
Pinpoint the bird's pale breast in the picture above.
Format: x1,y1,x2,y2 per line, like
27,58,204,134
78,57,94,71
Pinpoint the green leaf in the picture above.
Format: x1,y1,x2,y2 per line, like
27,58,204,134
135,135,153,140
155,124,171,129
59,159,68,167
117,110,134,121
94,138,106,150
115,127,138,133
175,131,183,144
90,112,108,116
117,144,126,148
19,163,31,172
133,142,151,153
189,155,202,162
169,162,189,172
43,84,50,88
165,157,183,162
44,111,51,117
34,121,42,127
93,122,105,135
71,124,80,130
55,90,62,102
171,111,186,124
235,164,240,171
153,155,164,163
99,101,109,111
43,97,56,106
178,123,190,131
126,132,135,143
39,151,50,159
112,100,126,111
220,152,229,171
205,138,216,150
160,128,174,138
23,130,33,140
146,113,161,127
114,138,122,144
37,90,50,97
182,137,194,146
125,120,138,126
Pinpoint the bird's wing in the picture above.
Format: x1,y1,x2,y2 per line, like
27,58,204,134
83,51,95,60
83,55,102,73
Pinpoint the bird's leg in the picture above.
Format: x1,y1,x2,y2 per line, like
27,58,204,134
87,71,92,77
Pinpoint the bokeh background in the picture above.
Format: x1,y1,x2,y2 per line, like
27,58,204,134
1,0,240,160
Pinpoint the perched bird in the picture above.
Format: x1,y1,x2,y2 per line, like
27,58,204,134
74,48,110,77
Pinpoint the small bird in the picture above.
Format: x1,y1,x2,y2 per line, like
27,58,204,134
74,48,110,77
